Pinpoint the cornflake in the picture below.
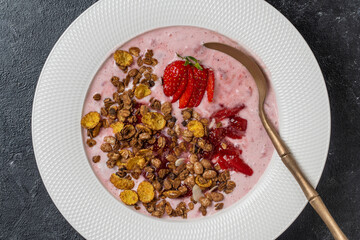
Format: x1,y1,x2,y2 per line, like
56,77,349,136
120,190,139,205
135,84,151,99
187,120,205,138
81,112,101,129
110,173,135,190
141,112,166,130
114,50,133,67
110,122,124,133
137,181,155,203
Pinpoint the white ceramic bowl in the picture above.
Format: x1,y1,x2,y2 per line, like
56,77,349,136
32,0,330,239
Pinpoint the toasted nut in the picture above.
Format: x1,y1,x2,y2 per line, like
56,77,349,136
103,136,116,145
184,175,195,187
183,129,194,141
140,105,149,116
139,132,151,140
165,202,173,215
137,181,155,203
129,47,140,57
121,125,136,139
151,158,162,168
92,155,101,163
210,192,224,202
86,139,96,147
141,112,166,130
110,173,134,189
151,74,158,81
161,102,172,115
163,190,181,199
114,50,133,67
93,93,101,101
194,162,204,175
163,178,172,190
200,159,212,169
189,154,198,164
182,109,192,120
226,180,236,190
100,143,112,152
199,196,212,207
203,170,217,179
192,111,201,120
199,205,207,216
135,84,151,99
81,112,101,129
186,163,194,172
166,154,177,162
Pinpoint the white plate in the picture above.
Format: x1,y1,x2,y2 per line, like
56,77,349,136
32,0,330,239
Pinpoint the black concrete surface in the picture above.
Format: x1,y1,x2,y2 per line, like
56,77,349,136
1,0,359,239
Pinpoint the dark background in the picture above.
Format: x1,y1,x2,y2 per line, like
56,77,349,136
1,0,359,239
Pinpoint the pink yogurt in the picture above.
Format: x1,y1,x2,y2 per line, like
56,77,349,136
82,26,278,219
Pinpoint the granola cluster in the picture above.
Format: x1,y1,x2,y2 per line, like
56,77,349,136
81,47,237,218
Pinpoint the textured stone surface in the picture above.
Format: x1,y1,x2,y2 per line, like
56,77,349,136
0,0,359,239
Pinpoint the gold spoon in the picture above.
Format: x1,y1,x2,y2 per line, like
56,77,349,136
203,42,347,240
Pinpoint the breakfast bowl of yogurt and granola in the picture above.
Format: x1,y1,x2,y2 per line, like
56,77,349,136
81,26,278,219
32,0,330,239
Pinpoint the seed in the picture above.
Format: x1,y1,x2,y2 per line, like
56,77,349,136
203,170,217,179
163,190,181,199
192,184,202,202
200,159,212,169
175,158,186,167
194,162,204,175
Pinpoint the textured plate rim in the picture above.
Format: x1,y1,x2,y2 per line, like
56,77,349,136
31,0,330,239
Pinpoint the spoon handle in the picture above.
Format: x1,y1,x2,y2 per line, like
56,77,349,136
281,153,348,240
261,111,348,240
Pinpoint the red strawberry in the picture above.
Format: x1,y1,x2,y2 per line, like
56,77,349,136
179,67,195,108
207,69,215,102
210,105,245,122
187,66,208,108
225,116,247,139
171,65,189,103
162,60,188,97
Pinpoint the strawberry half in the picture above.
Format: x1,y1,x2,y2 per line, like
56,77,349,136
207,69,215,102
179,67,195,108
187,66,208,108
162,60,188,97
